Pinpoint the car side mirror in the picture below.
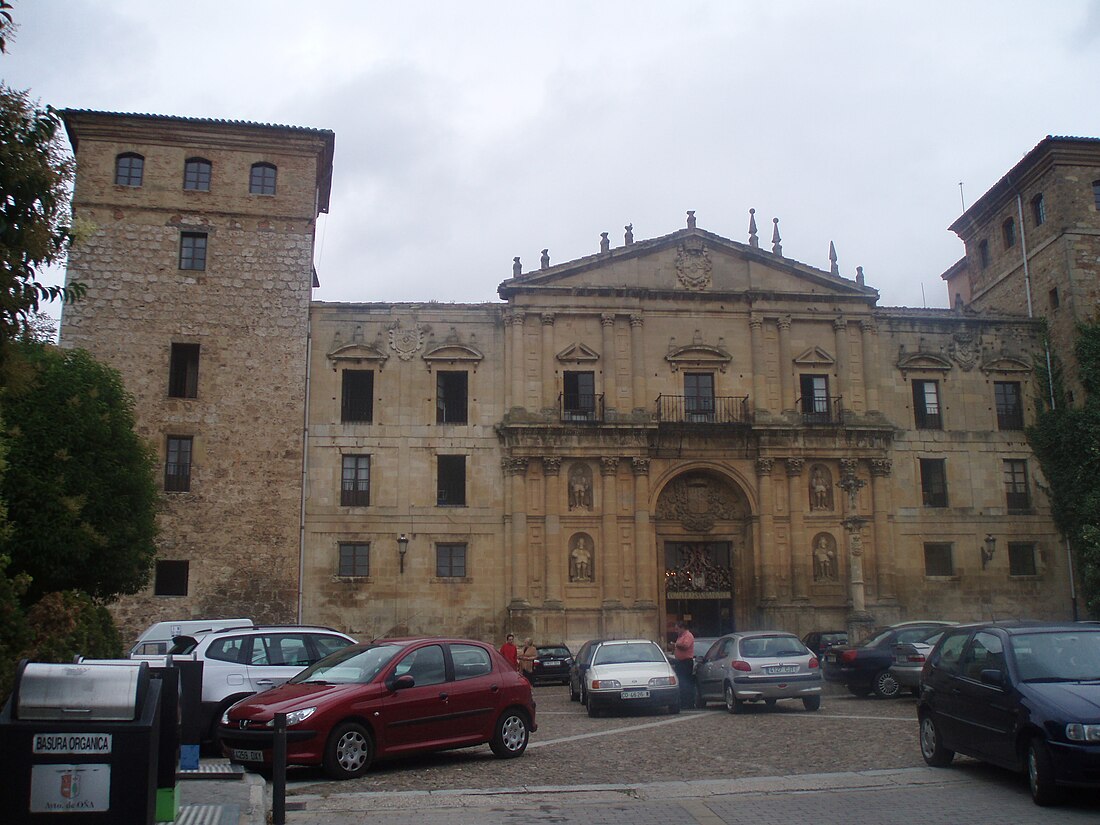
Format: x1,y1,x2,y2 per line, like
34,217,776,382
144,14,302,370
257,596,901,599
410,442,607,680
389,673,416,691
979,668,1004,688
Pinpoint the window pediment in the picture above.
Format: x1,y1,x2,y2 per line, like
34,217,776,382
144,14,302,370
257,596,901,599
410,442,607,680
897,351,953,375
556,342,600,363
980,355,1031,375
792,346,835,368
665,332,732,373
327,342,389,370
423,343,484,372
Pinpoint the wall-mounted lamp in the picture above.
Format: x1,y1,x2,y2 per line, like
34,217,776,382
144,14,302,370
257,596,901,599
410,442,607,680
398,534,409,574
981,534,996,569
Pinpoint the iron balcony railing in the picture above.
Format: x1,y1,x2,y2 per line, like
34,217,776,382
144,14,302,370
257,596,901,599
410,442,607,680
655,395,751,425
559,392,604,423
797,395,844,425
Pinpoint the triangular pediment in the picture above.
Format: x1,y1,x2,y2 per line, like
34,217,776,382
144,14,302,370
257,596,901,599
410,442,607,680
793,346,835,367
556,342,600,363
897,351,953,375
980,355,1032,374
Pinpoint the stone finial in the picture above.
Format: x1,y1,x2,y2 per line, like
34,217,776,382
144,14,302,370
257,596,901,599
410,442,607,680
748,208,759,248
771,218,783,256
686,210,697,229
625,223,634,245
541,249,550,269
856,265,865,286
600,232,610,253
513,256,522,277
829,241,839,276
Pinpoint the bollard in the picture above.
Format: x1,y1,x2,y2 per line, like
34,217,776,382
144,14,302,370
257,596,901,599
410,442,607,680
273,712,287,825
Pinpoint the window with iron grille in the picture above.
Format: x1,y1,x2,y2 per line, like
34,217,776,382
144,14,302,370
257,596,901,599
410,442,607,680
154,560,189,596
179,232,207,270
923,543,954,576
436,543,467,577
168,343,199,398
800,374,829,421
341,455,371,506
1031,193,1045,226
920,458,947,507
338,543,370,576
436,371,468,424
1004,459,1030,511
1008,542,1037,576
341,370,373,423
563,371,596,419
684,372,715,421
250,162,277,195
165,435,193,492
994,381,1023,430
183,158,212,191
437,455,466,506
115,152,144,186
912,380,941,429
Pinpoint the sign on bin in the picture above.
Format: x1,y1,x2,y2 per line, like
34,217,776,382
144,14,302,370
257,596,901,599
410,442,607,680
31,764,111,813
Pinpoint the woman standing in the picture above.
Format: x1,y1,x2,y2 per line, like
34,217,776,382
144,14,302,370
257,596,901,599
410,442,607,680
518,638,538,681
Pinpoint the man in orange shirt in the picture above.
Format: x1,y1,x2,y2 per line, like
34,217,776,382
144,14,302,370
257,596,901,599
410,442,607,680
672,621,696,708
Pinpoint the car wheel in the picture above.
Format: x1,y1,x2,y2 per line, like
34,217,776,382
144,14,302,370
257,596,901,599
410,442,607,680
724,683,740,714
872,670,901,699
489,709,530,758
579,683,587,705
586,695,600,718
1027,738,1063,806
668,700,681,715
323,722,373,780
695,683,707,709
764,698,777,709
918,714,954,767
802,695,821,711
569,680,579,701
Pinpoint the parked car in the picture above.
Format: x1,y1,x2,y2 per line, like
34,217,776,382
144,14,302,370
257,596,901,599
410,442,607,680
220,637,536,779
530,644,573,685
823,621,955,698
918,621,1100,806
168,625,356,742
695,631,822,712
568,638,608,703
664,636,720,671
801,630,848,665
583,639,680,717
889,628,947,696
128,618,253,657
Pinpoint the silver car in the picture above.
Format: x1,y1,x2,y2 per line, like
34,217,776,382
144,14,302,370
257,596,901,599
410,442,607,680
889,628,946,696
694,631,823,712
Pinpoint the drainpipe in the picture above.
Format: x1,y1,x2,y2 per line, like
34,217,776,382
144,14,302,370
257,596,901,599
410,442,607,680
298,314,312,625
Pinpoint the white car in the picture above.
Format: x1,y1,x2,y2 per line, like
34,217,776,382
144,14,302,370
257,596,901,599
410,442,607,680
584,639,680,717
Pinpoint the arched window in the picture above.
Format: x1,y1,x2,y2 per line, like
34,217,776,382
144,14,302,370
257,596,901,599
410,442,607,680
115,152,144,186
1031,193,1045,226
183,157,212,191
249,162,277,195
1002,217,1015,249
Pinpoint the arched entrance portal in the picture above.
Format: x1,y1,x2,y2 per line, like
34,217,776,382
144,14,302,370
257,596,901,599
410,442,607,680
654,469,753,640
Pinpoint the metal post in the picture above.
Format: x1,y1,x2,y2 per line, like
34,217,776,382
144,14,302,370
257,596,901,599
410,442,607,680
273,712,287,825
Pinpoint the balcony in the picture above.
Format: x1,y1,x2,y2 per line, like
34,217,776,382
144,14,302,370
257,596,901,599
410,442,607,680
798,395,844,425
655,395,751,425
559,392,604,424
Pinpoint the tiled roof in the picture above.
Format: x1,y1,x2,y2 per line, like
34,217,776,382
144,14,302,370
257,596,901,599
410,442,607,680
60,109,333,136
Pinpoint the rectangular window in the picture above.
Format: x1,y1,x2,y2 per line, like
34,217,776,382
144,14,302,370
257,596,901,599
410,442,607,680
338,542,370,577
563,370,596,420
437,455,466,506
912,380,941,429
183,158,212,191
115,153,144,186
250,162,277,195
800,374,830,422
154,560,189,596
436,371,469,424
1002,217,1016,248
341,370,374,423
1031,193,1046,226
168,343,200,398
179,232,207,270
978,239,990,269
1004,459,1030,511
436,543,467,577
994,381,1024,430
923,543,954,577
165,435,193,492
341,455,371,506
684,372,715,421
1049,287,1060,309
1008,542,1037,576
920,458,948,507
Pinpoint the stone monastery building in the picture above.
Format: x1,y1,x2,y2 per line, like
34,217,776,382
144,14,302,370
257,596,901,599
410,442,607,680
57,111,1100,646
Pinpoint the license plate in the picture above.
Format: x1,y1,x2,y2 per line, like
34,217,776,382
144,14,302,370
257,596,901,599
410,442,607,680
766,665,798,674
232,749,264,762
621,689,650,699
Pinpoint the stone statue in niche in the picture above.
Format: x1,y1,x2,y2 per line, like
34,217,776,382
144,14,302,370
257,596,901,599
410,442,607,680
568,464,593,510
810,465,833,511
570,534,593,582
813,534,838,581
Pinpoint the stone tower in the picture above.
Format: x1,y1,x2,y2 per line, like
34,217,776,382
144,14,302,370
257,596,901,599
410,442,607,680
59,111,335,636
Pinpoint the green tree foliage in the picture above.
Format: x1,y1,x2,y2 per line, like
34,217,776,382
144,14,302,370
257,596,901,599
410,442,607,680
1027,323,1100,617
23,590,122,662
0,342,159,604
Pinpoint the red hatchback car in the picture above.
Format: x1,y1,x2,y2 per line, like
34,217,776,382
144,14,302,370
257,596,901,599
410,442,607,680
219,637,537,779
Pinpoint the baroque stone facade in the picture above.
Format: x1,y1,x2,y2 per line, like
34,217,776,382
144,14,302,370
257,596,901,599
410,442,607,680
59,113,1092,648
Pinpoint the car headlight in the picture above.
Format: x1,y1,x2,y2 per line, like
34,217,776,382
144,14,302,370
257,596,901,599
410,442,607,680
591,679,621,689
1066,723,1100,742
648,676,674,687
220,709,231,725
263,707,317,727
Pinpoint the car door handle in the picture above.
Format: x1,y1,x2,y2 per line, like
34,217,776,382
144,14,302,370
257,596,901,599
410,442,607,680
438,692,449,701
255,679,275,688
490,684,500,693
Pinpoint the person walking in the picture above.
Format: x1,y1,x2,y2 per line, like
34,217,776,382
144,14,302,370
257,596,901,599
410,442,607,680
518,638,538,681
672,621,696,708
500,633,518,671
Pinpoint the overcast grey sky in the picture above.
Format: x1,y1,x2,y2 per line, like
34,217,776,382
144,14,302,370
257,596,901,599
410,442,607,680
5,1,1100,311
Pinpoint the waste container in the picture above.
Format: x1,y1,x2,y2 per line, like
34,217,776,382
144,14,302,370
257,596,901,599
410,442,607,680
0,659,163,824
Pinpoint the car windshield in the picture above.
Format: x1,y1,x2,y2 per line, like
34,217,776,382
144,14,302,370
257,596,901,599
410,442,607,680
538,647,570,658
739,636,805,658
1012,631,1100,683
593,642,664,665
167,635,199,655
288,643,402,685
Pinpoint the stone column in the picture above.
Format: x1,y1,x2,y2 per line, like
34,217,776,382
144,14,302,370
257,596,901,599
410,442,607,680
833,317,850,413
860,320,880,413
506,457,530,608
750,315,768,416
777,316,794,413
510,313,526,412
541,313,556,414
630,314,646,412
786,458,808,600
600,456,622,607
601,314,618,417
543,457,563,606
756,458,777,601
632,457,655,608
838,459,869,618
870,458,896,602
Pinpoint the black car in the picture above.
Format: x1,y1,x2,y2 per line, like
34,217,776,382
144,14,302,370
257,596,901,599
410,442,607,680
568,639,608,703
530,644,573,685
801,630,848,663
918,621,1100,806
823,621,953,698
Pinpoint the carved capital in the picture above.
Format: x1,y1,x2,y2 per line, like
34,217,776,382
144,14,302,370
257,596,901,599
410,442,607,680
861,320,877,335
785,457,805,477
502,457,529,476
629,314,644,328
870,458,892,478
833,316,847,332
542,456,562,475
777,315,792,331
756,457,775,477
600,456,620,476
839,458,859,479
508,312,526,328
541,313,555,326
749,316,763,332
600,313,616,328
631,457,650,476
